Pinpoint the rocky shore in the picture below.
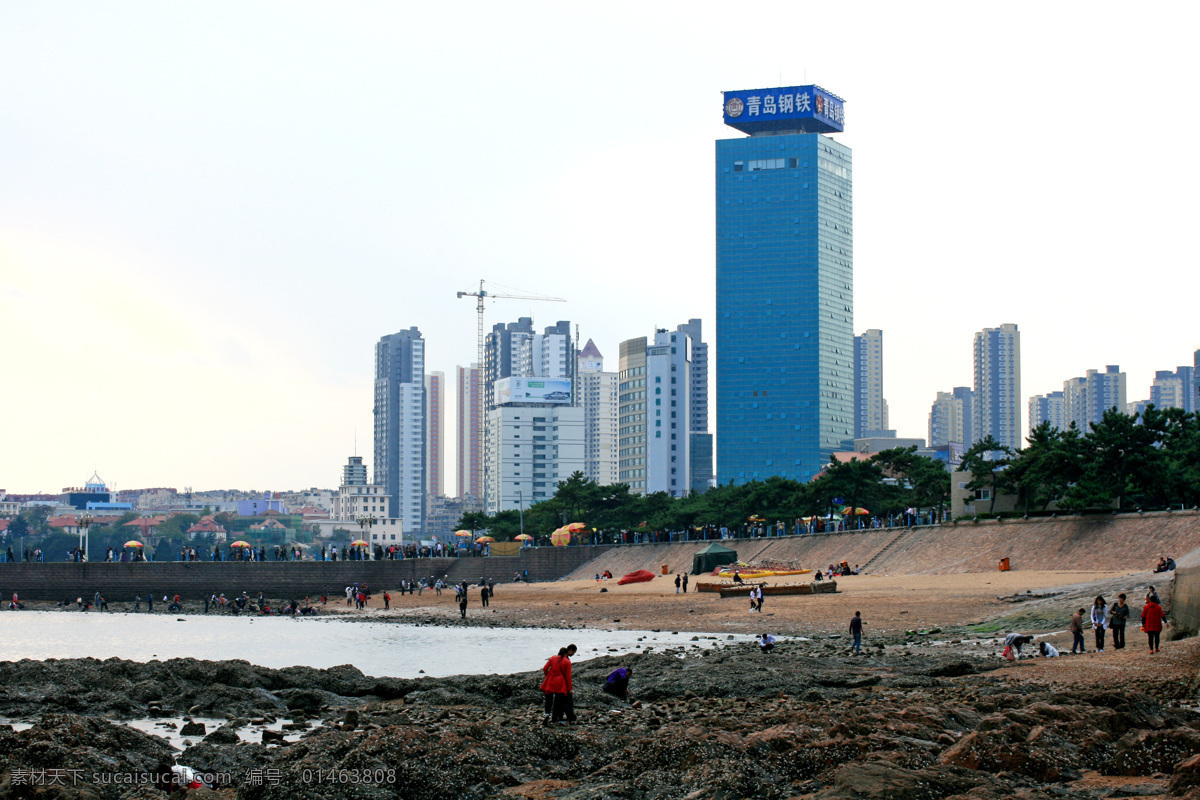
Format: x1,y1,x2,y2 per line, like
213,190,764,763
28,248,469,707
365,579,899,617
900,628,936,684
0,637,1197,800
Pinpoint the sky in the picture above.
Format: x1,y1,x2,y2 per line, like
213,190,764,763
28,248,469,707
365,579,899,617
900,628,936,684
3,2,1199,495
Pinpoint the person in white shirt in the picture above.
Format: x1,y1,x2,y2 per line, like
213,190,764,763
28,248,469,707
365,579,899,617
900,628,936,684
1091,596,1108,652
1038,641,1060,658
759,633,776,653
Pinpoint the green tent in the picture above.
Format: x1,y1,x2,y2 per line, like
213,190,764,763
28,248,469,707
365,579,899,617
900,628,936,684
692,542,739,575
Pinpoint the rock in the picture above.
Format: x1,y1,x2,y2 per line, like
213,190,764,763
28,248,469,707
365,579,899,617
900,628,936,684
262,729,286,743
179,720,207,736
1105,728,1200,776
1171,753,1200,795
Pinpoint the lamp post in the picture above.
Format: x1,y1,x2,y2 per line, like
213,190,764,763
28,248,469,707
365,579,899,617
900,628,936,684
78,513,93,563
517,490,524,537
356,514,377,560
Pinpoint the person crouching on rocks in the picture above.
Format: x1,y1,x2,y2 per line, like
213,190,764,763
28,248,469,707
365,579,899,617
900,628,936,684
1038,641,1060,658
759,633,776,654
603,667,632,701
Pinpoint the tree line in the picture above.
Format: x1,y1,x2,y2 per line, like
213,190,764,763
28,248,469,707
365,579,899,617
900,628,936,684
458,446,951,539
963,405,1200,514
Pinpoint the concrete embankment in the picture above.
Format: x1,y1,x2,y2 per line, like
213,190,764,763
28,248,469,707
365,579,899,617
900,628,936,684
0,545,612,602
565,510,1200,580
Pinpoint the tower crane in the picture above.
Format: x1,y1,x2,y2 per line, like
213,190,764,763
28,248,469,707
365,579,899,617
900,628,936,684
456,280,566,376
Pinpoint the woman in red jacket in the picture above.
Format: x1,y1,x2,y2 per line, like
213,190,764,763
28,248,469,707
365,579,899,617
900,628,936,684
552,644,577,724
1141,597,1166,653
540,648,566,726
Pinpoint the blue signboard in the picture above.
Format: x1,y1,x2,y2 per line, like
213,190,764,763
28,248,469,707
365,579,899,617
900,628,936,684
722,85,845,135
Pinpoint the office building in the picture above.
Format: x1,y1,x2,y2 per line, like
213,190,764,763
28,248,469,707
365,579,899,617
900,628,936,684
1028,391,1067,433
676,319,713,494
456,364,481,499
1063,365,1126,433
929,388,971,449
618,328,692,497
342,455,368,487
373,327,425,535
577,339,618,485
425,371,445,498
485,381,585,515
715,85,853,483
854,329,889,439
972,323,1021,450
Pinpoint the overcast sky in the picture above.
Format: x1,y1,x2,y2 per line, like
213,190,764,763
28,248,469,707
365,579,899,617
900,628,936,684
3,2,1198,494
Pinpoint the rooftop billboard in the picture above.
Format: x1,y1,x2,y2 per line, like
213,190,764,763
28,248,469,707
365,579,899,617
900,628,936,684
494,377,572,406
722,85,845,135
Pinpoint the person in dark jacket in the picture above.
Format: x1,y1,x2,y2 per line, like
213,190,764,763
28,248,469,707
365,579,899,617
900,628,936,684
1110,593,1130,649
849,611,864,654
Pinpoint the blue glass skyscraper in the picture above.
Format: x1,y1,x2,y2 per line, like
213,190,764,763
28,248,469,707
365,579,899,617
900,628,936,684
715,85,853,484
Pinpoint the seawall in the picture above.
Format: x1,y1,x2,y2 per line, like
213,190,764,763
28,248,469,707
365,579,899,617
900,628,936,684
564,510,1200,580
0,545,613,602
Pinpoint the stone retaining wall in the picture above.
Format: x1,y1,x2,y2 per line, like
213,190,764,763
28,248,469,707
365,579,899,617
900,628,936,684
0,545,613,602
1171,564,1200,637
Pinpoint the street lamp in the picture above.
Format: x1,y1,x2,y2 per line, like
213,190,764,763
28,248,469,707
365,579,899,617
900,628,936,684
78,513,93,563
356,514,377,559
517,490,524,537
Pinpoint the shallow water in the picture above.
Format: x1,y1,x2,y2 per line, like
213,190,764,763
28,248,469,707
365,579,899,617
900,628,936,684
0,611,747,678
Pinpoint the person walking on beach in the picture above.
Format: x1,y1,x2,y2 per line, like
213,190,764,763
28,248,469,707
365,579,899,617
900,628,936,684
383,592,390,610
1070,609,1086,654
480,584,489,608
557,644,577,723
1142,593,1166,653
458,591,468,620
682,574,688,593
146,594,153,613
754,586,764,613
675,574,681,594
1091,596,1108,652
849,611,864,654
1110,594,1130,649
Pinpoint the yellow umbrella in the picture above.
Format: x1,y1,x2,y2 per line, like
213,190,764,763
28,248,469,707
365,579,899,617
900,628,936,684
475,536,496,543
566,522,587,532
230,541,251,548
841,507,870,516
124,540,144,548
351,539,369,546
454,530,473,538
550,529,571,547
514,533,534,541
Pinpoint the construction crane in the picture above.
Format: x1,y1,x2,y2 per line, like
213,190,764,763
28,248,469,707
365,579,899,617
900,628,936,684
456,280,566,375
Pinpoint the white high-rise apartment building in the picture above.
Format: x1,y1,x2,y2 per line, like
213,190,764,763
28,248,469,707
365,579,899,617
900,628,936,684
972,323,1021,451
1062,366,1126,434
929,390,968,448
373,327,425,535
618,328,691,497
854,329,889,438
1028,391,1067,433
485,396,585,515
482,318,573,510
676,319,712,495
577,339,618,486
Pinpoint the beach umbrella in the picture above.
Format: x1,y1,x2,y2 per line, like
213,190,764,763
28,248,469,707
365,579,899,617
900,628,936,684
841,507,870,516
748,515,766,522
566,522,587,532
514,533,533,541
454,530,473,538
350,539,369,546
124,540,144,548
475,535,496,543
230,540,251,548
550,529,572,547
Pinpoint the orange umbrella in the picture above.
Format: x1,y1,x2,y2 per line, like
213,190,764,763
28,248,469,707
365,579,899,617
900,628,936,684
550,529,571,547
841,507,870,516
566,522,587,532
124,540,144,548
514,534,534,541
454,530,473,538
351,539,369,546
475,536,496,543
230,541,251,548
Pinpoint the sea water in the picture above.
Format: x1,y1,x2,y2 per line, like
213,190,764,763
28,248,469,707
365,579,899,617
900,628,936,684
0,611,747,678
